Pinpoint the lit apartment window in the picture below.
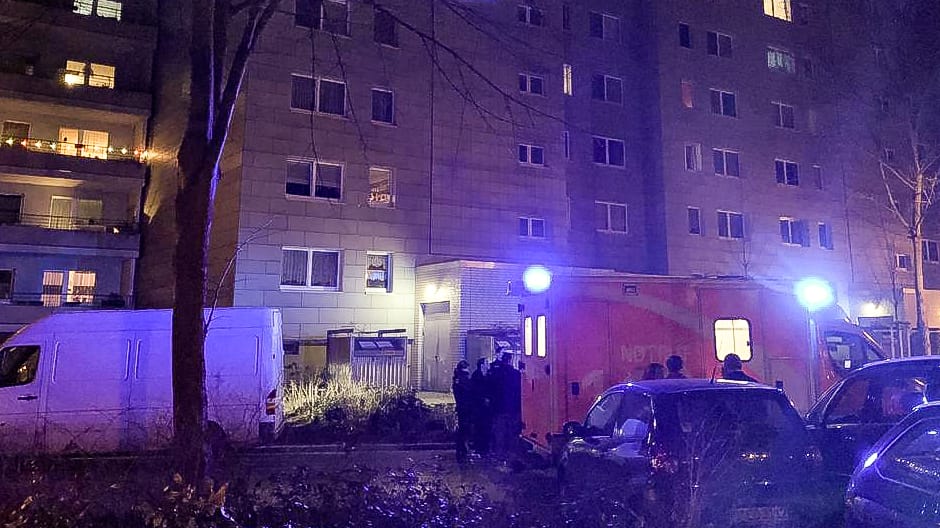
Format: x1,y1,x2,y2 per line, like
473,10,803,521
63,61,115,88
57,128,109,159
286,159,343,199
280,247,341,290
684,143,702,171
923,240,940,263
595,201,628,233
519,73,545,95
0,270,12,301
368,167,394,207
681,80,694,108
707,31,732,58
591,74,623,104
818,223,834,250
767,48,796,74
592,136,625,166
764,0,792,21
717,210,744,239
589,12,620,41
712,148,740,177
779,217,808,246
896,254,912,271
73,0,121,20
562,64,573,95
48,196,103,230
290,75,346,116
773,102,795,129
709,89,737,117
518,144,545,166
373,8,398,47
678,23,691,48
517,5,544,26
41,270,97,307
296,0,349,35
775,159,800,186
366,253,392,292
519,217,546,238
687,207,702,235
371,88,394,124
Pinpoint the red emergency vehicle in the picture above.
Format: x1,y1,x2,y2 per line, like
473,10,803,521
518,274,884,451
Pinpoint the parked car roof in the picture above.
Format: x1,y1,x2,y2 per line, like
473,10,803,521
847,356,940,375
606,378,779,395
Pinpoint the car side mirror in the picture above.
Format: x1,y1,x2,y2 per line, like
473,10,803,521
562,421,585,438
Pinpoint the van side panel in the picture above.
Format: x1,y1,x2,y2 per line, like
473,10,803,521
205,329,262,445
129,330,173,450
44,332,133,453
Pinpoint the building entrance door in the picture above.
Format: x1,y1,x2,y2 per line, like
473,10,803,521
422,302,451,392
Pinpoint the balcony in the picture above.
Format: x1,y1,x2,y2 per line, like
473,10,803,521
0,137,146,181
0,70,151,115
0,213,139,254
0,293,133,331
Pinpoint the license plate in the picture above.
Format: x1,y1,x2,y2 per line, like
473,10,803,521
731,506,789,526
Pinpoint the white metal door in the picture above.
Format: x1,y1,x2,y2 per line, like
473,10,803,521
423,303,451,392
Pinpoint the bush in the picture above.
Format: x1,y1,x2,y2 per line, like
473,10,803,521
282,367,451,444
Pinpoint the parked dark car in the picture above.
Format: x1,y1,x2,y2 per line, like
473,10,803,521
559,379,827,527
845,402,940,527
806,357,940,480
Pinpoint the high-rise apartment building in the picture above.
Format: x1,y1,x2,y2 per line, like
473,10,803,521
0,0,154,340
138,0,936,387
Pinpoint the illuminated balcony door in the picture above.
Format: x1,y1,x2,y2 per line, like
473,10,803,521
81,130,109,160
49,196,73,230
58,128,79,156
42,271,65,307
66,270,96,304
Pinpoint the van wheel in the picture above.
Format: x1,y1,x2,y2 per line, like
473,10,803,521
207,421,229,464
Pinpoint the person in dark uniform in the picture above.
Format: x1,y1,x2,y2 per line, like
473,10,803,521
721,353,758,383
642,362,666,380
470,357,492,455
452,360,472,463
666,355,686,379
490,352,521,458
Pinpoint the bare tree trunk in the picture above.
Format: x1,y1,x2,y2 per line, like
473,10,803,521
912,168,930,355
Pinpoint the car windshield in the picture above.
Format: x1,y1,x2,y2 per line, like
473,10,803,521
879,417,940,492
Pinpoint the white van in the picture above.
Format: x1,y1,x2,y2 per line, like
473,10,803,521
0,308,284,454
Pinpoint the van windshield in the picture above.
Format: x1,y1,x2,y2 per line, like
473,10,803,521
0,346,40,387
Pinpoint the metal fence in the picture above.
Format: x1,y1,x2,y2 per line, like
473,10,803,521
0,213,138,234
2,293,131,309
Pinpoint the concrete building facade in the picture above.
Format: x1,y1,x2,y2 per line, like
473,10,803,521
138,0,936,387
0,0,154,339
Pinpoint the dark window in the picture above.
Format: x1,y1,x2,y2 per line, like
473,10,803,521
713,149,740,177
818,223,834,250
780,218,808,246
321,0,348,34
518,5,544,26
286,160,312,196
774,102,795,128
0,346,40,387
295,0,321,28
678,23,691,48
687,207,701,235
923,241,940,263
591,75,622,103
775,160,800,186
826,372,928,425
718,211,744,239
589,12,619,40
315,163,342,199
1,121,29,142
897,254,912,271
0,194,22,224
318,79,346,115
374,9,398,46
371,89,394,123
710,89,737,117
290,75,315,111
0,270,12,300
706,31,732,57
562,4,571,30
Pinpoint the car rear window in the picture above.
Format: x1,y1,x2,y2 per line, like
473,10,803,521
879,417,940,491
673,391,806,454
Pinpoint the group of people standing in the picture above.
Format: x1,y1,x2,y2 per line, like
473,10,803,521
640,353,758,382
452,353,522,464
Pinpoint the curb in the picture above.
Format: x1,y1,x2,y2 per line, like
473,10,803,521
249,442,453,454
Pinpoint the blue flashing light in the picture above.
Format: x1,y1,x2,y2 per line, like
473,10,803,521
795,277,834,312
523,265,552,294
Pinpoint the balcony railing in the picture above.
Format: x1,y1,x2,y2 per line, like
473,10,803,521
0,213,138,234
0,135,146,162
0,292,131,308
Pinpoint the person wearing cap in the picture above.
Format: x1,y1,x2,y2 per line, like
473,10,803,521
721,353,758,383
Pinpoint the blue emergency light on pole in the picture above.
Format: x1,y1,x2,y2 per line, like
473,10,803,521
795,277,835,405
